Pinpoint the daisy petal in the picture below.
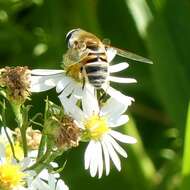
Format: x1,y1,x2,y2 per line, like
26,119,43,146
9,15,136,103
101,140,110,176
103,86,134,105
0,127,14,143
109,130,137,144
31,178,49,190
106,135,128,158
68,93,78,105
49,174,56,190
20,157,31,170
50,162,58,168
38,169,49,181
89,141,98,177
109,115,129,128
96,141,103,178
56,180,69,190
59,83,74,97
103,136,121,171
109,62,129,73
31,74,63,92
101,98,128,119
109,76,137,83
28,150,38,158
82,84,98,116
84,141,94,170
106,47,117,62
56,77,72,93
31,69,64,76
73,85,83,99
0,143,5,160
59,96,85,126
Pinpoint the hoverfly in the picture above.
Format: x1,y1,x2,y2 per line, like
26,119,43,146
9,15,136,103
63,28,152,89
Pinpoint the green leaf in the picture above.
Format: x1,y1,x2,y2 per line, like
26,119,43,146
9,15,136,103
122,116,157,190
126,0,190,133
181,103,190,190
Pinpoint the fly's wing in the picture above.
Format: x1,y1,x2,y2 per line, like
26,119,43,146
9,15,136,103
102,38,153,64
114,47,153,64
63,48,90,67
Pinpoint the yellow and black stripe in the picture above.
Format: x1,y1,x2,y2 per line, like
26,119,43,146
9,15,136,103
82,48,109,88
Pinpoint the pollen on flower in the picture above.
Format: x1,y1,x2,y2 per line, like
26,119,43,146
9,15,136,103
84,115,109,140
0,162,25,190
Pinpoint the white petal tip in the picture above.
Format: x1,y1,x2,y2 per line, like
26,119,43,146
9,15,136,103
129,137,137,144
98,174,102,179
90,172,96,178
133,79,137,83
105,171,110,176
123,152,128,158
117,166,121,172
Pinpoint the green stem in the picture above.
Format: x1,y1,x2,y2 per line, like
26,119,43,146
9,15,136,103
27,144,52,171
35,150,63,174
36,98,49,159
1,100,18,161
27,137,53,171
12,104,28,157
12,104,23,126
37,134,47,159
19,126,27,157
3,126,18,161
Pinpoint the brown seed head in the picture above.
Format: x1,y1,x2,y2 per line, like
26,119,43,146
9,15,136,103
0,66,31,104
55,115,81,150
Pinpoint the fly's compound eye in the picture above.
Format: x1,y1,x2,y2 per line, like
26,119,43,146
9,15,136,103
65,29,80,48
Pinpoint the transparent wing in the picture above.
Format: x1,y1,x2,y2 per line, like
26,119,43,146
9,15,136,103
102,38,153,64
114,47,153,64
63,49,89,67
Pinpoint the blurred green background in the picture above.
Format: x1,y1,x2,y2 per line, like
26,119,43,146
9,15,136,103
0,0,190,190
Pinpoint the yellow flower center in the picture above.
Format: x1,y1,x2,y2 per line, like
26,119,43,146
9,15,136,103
65,64,83,82
5,142,24,161
0,162,25,190
84,115,109,140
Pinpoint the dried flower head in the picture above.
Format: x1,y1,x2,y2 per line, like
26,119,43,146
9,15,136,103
0,66,31,104
45,114,81,150
55,115,81,149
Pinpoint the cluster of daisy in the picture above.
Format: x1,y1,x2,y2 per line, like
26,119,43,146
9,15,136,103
0,127,68,190
0,38,137,189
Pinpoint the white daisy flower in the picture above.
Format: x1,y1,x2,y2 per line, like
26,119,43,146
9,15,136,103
60,91,137,178
0,142,35,190
0,127,39,161
30,48,135,105
0,142,68,190
31,171,69,190
0,127,25,161
30,69,89,105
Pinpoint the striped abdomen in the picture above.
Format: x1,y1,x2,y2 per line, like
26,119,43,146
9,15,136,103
82,51,109,88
